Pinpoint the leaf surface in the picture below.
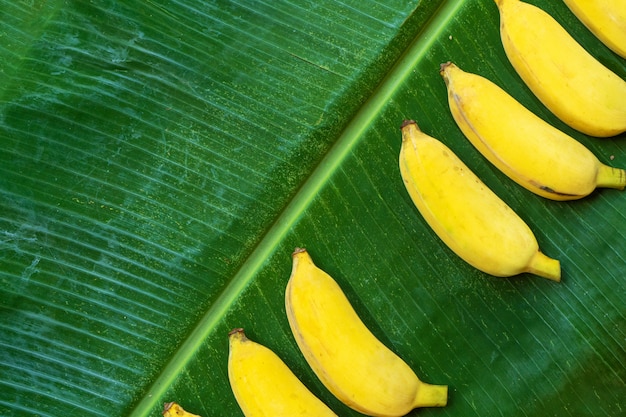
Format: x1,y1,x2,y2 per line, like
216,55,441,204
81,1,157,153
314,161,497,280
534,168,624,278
1,1,624,416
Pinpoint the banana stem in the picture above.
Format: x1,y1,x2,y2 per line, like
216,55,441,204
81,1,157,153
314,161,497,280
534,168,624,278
413,382,448,408
596,165,626,190
527,252,561,282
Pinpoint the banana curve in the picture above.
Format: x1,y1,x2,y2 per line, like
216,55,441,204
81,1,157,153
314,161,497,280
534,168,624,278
399,120,561,280
563,0,626,58
227,328,338,417
441,62,626,200
447,89,582,200
285,248,448,416
495,0,626,137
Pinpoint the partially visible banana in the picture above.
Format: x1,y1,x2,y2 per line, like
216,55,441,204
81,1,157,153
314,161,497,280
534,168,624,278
440,62,626,200
227,328,337,417
494,0,626,137
563,0,626,58
399,120,561,281
285,248,448,417
162,402,201,417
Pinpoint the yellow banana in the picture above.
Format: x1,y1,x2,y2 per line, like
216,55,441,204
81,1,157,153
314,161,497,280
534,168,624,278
494,0,626,137
399,120,561,281
285,248,448,417
227,328,337,417
440,62,626,200
162,402,201,417
563,0,626,58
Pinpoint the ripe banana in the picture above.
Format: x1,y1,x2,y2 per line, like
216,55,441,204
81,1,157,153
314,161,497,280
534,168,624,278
399,120,561,281
227,328,337,417
563,0,626,58
162,402,201,417
285,248,448,417
494,0,626,137
440,62,626,200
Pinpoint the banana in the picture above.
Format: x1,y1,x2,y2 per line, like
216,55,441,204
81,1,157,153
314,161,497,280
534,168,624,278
227,328,337,417
563,0,626,58
494,0,626,137
440,62,626,200
285,248,448,417
162,402,201,417
399,120,561,281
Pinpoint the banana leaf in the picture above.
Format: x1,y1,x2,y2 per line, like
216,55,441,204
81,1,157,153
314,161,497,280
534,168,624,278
1,0,624,416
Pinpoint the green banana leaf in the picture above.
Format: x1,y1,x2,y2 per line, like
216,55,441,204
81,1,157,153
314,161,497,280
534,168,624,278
1,0,624,415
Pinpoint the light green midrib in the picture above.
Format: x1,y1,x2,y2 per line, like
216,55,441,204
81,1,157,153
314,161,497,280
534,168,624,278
127,0,465,415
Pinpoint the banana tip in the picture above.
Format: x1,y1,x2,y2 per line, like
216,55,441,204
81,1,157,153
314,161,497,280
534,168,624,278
163,402,174,414
401,119,417,129
228,327,245,337
414,382,449,408
292,247,307,257
439,61,452,73
528,252,561,282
